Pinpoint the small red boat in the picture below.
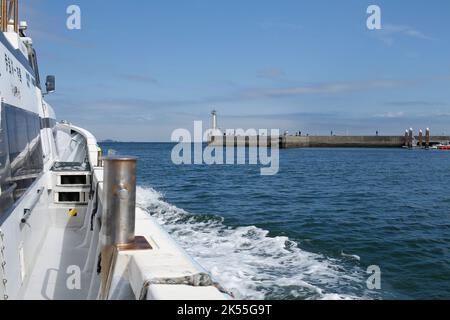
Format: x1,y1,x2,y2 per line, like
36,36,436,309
438,146,450,150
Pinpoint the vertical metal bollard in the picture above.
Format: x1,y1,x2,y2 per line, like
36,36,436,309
100,156,137,299
103,156,137,247
404,130,409,148
419,130,423,148
97,147,103,167
409,128,414,148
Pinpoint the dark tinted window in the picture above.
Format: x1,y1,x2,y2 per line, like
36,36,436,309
0,107,8,175
40,118,56,129
4,104,44,199
6,106,28,166
26,112,44,173
28,49,41,88
0,106,13,213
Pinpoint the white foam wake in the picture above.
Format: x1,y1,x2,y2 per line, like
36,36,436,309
136,186,370,300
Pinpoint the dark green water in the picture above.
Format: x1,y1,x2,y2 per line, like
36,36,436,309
101,143,450,300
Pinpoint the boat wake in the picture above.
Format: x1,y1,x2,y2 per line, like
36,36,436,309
136,186,373,300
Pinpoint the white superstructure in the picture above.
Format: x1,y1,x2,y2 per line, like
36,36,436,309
0,1,229,301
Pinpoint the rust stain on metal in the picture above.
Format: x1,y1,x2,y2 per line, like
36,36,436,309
117,236,152,251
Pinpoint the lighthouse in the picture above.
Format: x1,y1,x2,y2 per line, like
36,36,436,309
210,110,222,136
208,110,223,144
212,110,218,132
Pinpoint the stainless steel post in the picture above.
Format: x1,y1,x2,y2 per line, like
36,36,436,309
404,130,409,148
102,156,137,247
97,147,103,167
409,128,414,148
418,130,423,148
100,156,137,299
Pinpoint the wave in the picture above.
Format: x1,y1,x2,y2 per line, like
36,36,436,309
136,186,373,300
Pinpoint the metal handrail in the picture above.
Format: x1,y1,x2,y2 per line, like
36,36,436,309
21,187,44,224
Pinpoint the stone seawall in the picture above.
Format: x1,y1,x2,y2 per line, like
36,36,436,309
209,135,450,149
282,136,405,148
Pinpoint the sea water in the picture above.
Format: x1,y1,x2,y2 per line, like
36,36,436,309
101,143,450,300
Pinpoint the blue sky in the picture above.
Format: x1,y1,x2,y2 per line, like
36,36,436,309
22,0,450,141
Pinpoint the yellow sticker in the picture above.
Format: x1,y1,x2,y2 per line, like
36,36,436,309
69,209,78,217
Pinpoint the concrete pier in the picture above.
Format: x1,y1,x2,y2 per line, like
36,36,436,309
281,136,405,148
206,111,450,149
209,135,450,149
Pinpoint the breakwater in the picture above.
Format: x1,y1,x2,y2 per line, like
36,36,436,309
208,135,450,149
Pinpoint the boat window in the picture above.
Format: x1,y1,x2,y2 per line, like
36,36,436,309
0,106,14,214
4,104,44,200
29,49,41,88
40,118,56,130
0,108,9,176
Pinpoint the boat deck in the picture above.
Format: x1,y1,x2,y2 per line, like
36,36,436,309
22,227,92,300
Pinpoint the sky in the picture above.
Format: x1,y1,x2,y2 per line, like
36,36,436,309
21,0,450,142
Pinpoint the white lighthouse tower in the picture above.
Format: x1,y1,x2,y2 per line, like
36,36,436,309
212,110,218,132
211,110,222,136
208,110,222,144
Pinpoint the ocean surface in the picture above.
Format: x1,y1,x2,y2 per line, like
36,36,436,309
101,143,450,300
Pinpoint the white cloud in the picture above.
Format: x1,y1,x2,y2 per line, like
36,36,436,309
374,24,434,45
374,112,406,119
243,79,411,98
